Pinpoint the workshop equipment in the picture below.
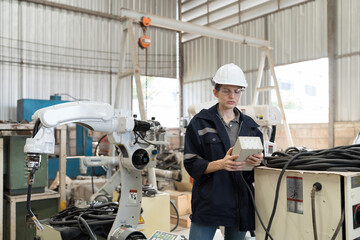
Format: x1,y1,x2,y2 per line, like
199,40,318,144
255,167,360,240
23,101,180,240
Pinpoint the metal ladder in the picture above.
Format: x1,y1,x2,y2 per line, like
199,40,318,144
252,47,294,147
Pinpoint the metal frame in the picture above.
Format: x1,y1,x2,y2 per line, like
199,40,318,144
18,0,293,146
117,8,293,146
252,47,294,146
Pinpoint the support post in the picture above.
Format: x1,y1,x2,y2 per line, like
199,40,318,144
327,0,336,148
115,21,130,110
128,20,147,120
59,126,67,210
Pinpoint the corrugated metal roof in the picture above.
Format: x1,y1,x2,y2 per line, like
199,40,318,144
180,0,313,42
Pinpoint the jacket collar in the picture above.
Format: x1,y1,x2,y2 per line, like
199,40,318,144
196,103,259,149
197,103,259,128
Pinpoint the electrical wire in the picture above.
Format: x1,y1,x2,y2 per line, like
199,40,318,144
311,186,318,240
94,135,108,156
239,173,274,240
27,167,38,218
77,213,97,240
134,131,159,147
49,202,119,239
265,144,360,171
331,208,345,240
170,200,179,232
32,119,41,137
91,134,108,194
26,165,44,232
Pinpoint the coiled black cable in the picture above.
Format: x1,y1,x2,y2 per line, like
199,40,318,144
265,144,360,171
48,202,119,239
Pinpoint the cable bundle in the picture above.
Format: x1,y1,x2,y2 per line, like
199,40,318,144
47,202,118,240
264,144,360,171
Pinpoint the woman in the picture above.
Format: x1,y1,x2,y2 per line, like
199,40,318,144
184,63,264,240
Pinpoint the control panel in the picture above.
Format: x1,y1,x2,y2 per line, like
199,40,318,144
148,230,185,240
232,136,263,171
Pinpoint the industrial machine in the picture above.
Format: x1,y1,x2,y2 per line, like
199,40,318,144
23,101,182,240
255,167,360,240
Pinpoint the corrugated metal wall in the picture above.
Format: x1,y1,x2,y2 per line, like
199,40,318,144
182,0,360,123
0,0,177,121
336,0,360,121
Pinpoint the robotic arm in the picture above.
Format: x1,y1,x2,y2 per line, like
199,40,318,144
24,101,166,240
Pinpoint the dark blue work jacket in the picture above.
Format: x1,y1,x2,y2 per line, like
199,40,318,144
184,103,263,230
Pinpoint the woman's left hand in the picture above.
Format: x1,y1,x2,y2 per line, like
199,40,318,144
246,152,263,166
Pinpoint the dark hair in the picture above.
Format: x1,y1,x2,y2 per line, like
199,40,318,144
214,83,222,91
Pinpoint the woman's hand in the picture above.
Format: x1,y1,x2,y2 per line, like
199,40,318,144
221,147,246,171
204,147,246,174
246,152,263,166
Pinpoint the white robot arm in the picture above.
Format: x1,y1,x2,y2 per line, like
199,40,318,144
24,101,166,240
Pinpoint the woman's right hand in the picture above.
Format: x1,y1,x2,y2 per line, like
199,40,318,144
220,147,246,171
204,147,245,174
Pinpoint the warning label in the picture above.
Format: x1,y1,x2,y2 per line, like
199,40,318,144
129,189,138,204
286,176,303,214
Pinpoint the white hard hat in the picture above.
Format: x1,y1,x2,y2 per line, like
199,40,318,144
212,63,248,88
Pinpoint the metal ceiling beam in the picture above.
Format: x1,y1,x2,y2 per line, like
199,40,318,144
120,8,270,48
20,0,270,48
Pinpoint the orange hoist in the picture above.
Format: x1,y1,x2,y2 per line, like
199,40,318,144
138,16,152,49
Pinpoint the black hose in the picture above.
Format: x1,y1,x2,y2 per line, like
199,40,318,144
27,167,38,217
311,187,318,240
265,144,360,171
77,214,97,240
91,167,95,194
331,208,345,240
32,119,41,137
94,134,107,156
170,200,179,232
269,126,276,143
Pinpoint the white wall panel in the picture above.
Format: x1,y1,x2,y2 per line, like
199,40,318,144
267,0,327,65
336,0,360,121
